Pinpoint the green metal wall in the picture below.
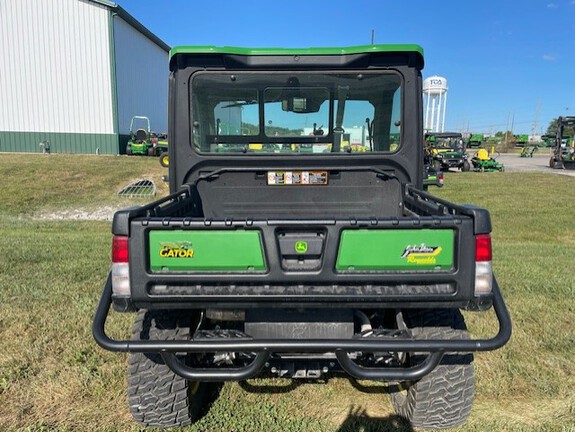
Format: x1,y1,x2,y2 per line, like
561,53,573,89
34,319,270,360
0,131,120,154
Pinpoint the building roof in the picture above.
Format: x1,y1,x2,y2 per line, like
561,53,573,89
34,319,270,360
89,0,170,52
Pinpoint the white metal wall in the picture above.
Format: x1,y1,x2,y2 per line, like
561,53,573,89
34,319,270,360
113,16,168,135
0,0,114,133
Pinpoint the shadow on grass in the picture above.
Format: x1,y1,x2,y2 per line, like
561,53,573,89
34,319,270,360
196,382,225,421
336,407,413,432
348,377,396,395
238,376,330,394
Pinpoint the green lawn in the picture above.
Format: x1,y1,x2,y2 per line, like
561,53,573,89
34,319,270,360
0,155,573,431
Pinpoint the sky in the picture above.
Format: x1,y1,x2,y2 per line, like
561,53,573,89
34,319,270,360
118,0,575,135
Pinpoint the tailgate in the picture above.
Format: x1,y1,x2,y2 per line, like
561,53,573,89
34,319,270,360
126,216,477,309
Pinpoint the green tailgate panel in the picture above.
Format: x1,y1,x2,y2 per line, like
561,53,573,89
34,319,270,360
149,230,266,272
337,229,454,271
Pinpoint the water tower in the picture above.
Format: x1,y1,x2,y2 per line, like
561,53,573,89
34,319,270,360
423,76,448,132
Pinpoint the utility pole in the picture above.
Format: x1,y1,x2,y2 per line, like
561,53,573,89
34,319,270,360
532,100,541,140
510,112,515,133
371,29,375,45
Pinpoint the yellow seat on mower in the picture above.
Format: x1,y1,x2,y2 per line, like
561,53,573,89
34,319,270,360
476,149,490,161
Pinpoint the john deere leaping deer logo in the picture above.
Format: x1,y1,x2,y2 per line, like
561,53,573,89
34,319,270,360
159,241,195,258
401,244,442,265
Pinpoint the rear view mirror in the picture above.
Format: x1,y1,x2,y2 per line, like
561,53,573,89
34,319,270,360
278,87,328,113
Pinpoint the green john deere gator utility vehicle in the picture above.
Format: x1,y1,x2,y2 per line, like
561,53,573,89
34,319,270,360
425,132,471,172
93,45,511,430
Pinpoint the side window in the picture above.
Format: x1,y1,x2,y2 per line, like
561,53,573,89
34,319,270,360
389,87,401,151
333,100,376,152
213,95,259,136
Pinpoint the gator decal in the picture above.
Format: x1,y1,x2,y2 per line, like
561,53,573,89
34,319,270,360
149,230,266,272
159,242,194,258
336,229,454,271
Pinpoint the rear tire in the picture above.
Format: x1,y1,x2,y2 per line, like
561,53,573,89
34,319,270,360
128,310,208,428
159,152,169,167
390,309,475,429
462,160,471,172
126,145,132,155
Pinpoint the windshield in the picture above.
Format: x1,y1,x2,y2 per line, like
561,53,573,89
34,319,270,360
426,135,464,150
190,72,402,154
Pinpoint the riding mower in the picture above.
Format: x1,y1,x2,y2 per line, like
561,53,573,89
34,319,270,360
519,146,537,158
126,116,154,156
471,149,504,172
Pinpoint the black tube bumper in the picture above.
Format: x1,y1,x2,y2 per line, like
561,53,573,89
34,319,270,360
92,274,512,382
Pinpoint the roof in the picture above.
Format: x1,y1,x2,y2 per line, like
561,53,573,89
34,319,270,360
169,44,424,59
88,0,170,52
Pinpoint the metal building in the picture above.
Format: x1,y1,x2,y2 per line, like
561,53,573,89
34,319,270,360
0,0,169,155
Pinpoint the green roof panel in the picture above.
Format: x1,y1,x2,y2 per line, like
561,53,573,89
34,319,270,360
169,44,424,59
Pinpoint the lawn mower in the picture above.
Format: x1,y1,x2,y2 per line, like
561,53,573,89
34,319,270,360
126,116,152,156
519,146,537,158
471,149,504,172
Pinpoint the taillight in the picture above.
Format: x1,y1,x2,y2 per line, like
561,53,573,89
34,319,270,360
438,172,444,186
112,236,129,263
474,234,493,295
111,235,131,296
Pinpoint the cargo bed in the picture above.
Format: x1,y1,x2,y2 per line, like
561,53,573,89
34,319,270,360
109,172,492,311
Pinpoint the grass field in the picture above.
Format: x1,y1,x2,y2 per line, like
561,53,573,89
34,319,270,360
0,154,574,432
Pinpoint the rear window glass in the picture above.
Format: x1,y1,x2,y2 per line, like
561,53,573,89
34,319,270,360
191,72,402,154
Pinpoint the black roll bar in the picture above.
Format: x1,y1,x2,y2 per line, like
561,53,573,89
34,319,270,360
93,274,511,381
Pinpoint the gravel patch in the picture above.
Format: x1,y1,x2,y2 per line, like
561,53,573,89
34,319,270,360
37,206,123,221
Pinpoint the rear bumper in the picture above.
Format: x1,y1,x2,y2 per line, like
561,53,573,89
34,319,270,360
92,274,512,382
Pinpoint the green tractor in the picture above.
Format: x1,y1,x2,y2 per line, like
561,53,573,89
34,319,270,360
466,133,484,148
425,132,471,172
152,132,169,166
549,116,575,169
514,134,529,147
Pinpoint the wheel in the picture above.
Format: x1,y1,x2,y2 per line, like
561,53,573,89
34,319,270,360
147,146,155,156
126,145,132,155
390,309,475,429
432,159,442,171
462,160,471,172
128,310,208,428
159,152,169,167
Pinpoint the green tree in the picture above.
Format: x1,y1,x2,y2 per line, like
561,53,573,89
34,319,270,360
546,117,575,137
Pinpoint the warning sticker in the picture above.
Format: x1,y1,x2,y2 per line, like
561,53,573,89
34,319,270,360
267,171,328,186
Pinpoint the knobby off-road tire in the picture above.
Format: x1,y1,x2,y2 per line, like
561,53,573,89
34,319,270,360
127,310,207,428
390,309,475,430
